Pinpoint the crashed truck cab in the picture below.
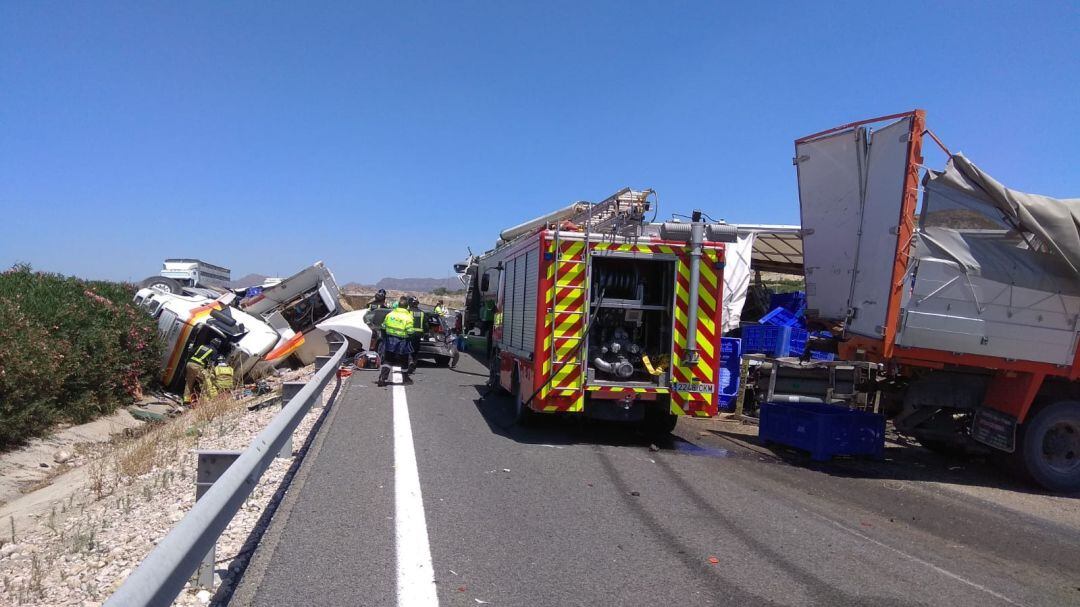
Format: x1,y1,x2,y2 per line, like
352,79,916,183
134,261,344,396
472,189,737,432
132,289,279,394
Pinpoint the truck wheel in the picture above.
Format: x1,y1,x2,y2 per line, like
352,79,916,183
488,351,507,395
512,371,537,426
141,276,183,294
1018,400,1080,493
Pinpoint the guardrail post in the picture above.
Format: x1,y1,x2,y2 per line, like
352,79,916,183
193,450,242,590
313,356,334,408
277,382,305,458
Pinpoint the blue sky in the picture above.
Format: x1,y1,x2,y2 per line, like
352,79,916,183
2,1,1077,284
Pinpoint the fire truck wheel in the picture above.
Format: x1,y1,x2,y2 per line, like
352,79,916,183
512,371,537,426
1018,400,1080,493
488,352,507,395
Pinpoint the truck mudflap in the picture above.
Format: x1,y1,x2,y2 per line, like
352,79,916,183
971,407,1018,453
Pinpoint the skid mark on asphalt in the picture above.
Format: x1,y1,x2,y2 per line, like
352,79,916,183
806,511,1024,606
393,369,440,606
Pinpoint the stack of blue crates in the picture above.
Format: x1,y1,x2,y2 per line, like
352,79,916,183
742,291,832,360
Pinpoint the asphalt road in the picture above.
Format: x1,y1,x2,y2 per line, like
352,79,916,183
232,354,1080,607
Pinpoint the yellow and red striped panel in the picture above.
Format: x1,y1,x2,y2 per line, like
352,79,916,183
671,247,723,417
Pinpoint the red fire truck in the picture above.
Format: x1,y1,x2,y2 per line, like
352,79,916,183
462,189,737,433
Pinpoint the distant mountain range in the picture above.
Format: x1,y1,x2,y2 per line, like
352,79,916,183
229,273,270,289
338,277,464,293
375,277,464,293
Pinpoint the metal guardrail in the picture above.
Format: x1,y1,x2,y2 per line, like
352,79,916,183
105,337,349,607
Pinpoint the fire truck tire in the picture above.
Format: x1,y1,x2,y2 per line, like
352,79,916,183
141,276,183,294
488,352,507,395
512,370,537,426
1017,400,1080,493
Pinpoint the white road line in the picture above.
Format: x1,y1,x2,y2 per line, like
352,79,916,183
392,369,439,606
808,511,1023,607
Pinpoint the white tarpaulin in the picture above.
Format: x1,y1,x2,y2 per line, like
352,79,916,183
722,233,755,334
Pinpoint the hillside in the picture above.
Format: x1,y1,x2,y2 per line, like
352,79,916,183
373,277,463,293
229,273,270,289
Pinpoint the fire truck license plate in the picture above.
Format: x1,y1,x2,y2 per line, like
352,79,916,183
673,382,715,394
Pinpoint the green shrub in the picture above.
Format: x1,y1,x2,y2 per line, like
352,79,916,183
0,264,163,447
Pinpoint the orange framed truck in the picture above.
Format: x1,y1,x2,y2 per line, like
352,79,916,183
795,110,1080,491
464,189,737,433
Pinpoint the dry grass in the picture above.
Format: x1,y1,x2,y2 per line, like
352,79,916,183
109,388,245,483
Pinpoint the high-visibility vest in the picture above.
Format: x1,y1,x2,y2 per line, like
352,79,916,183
410,311,425,334
211,364,234,391
190,345,214,367
434,305,446,316
383,308,415,338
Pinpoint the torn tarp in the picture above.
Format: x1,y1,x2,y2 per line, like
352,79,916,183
926,154,1080,274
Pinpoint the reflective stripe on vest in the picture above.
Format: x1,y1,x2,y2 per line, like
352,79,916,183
191,346,214,367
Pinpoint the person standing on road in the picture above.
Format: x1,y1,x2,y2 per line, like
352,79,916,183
378,296,417,386
407,296,424,374
434,300,446,316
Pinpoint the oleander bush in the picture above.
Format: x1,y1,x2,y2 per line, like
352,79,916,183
0,264,162,447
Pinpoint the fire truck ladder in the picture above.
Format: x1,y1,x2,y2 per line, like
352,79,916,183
546,189,650,401
565,188,651,239
549,226,589,397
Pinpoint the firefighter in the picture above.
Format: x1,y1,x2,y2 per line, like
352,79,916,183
368,289,388,310
378,296,417,386
183,339,220,405
407,296,424,374
210,361,235,393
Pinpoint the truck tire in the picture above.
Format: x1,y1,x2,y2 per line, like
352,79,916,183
512,370,537,426
1017,400,1080,493
488,351,507,395
141,276,183,294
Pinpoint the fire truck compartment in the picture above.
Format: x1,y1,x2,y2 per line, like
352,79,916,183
587,256,676,386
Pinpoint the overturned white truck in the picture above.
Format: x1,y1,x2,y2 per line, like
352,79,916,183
133,261,342,395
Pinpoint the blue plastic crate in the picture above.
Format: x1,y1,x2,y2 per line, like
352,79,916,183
743,325,809,357
759,402,885,461
759,307,803,328
809,350,836,361
742,325,792,356
788,327,809,356
718,337,741,412
769,291,807,315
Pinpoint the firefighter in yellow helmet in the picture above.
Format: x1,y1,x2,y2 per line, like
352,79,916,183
378,296,417,386
183,339,220,405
